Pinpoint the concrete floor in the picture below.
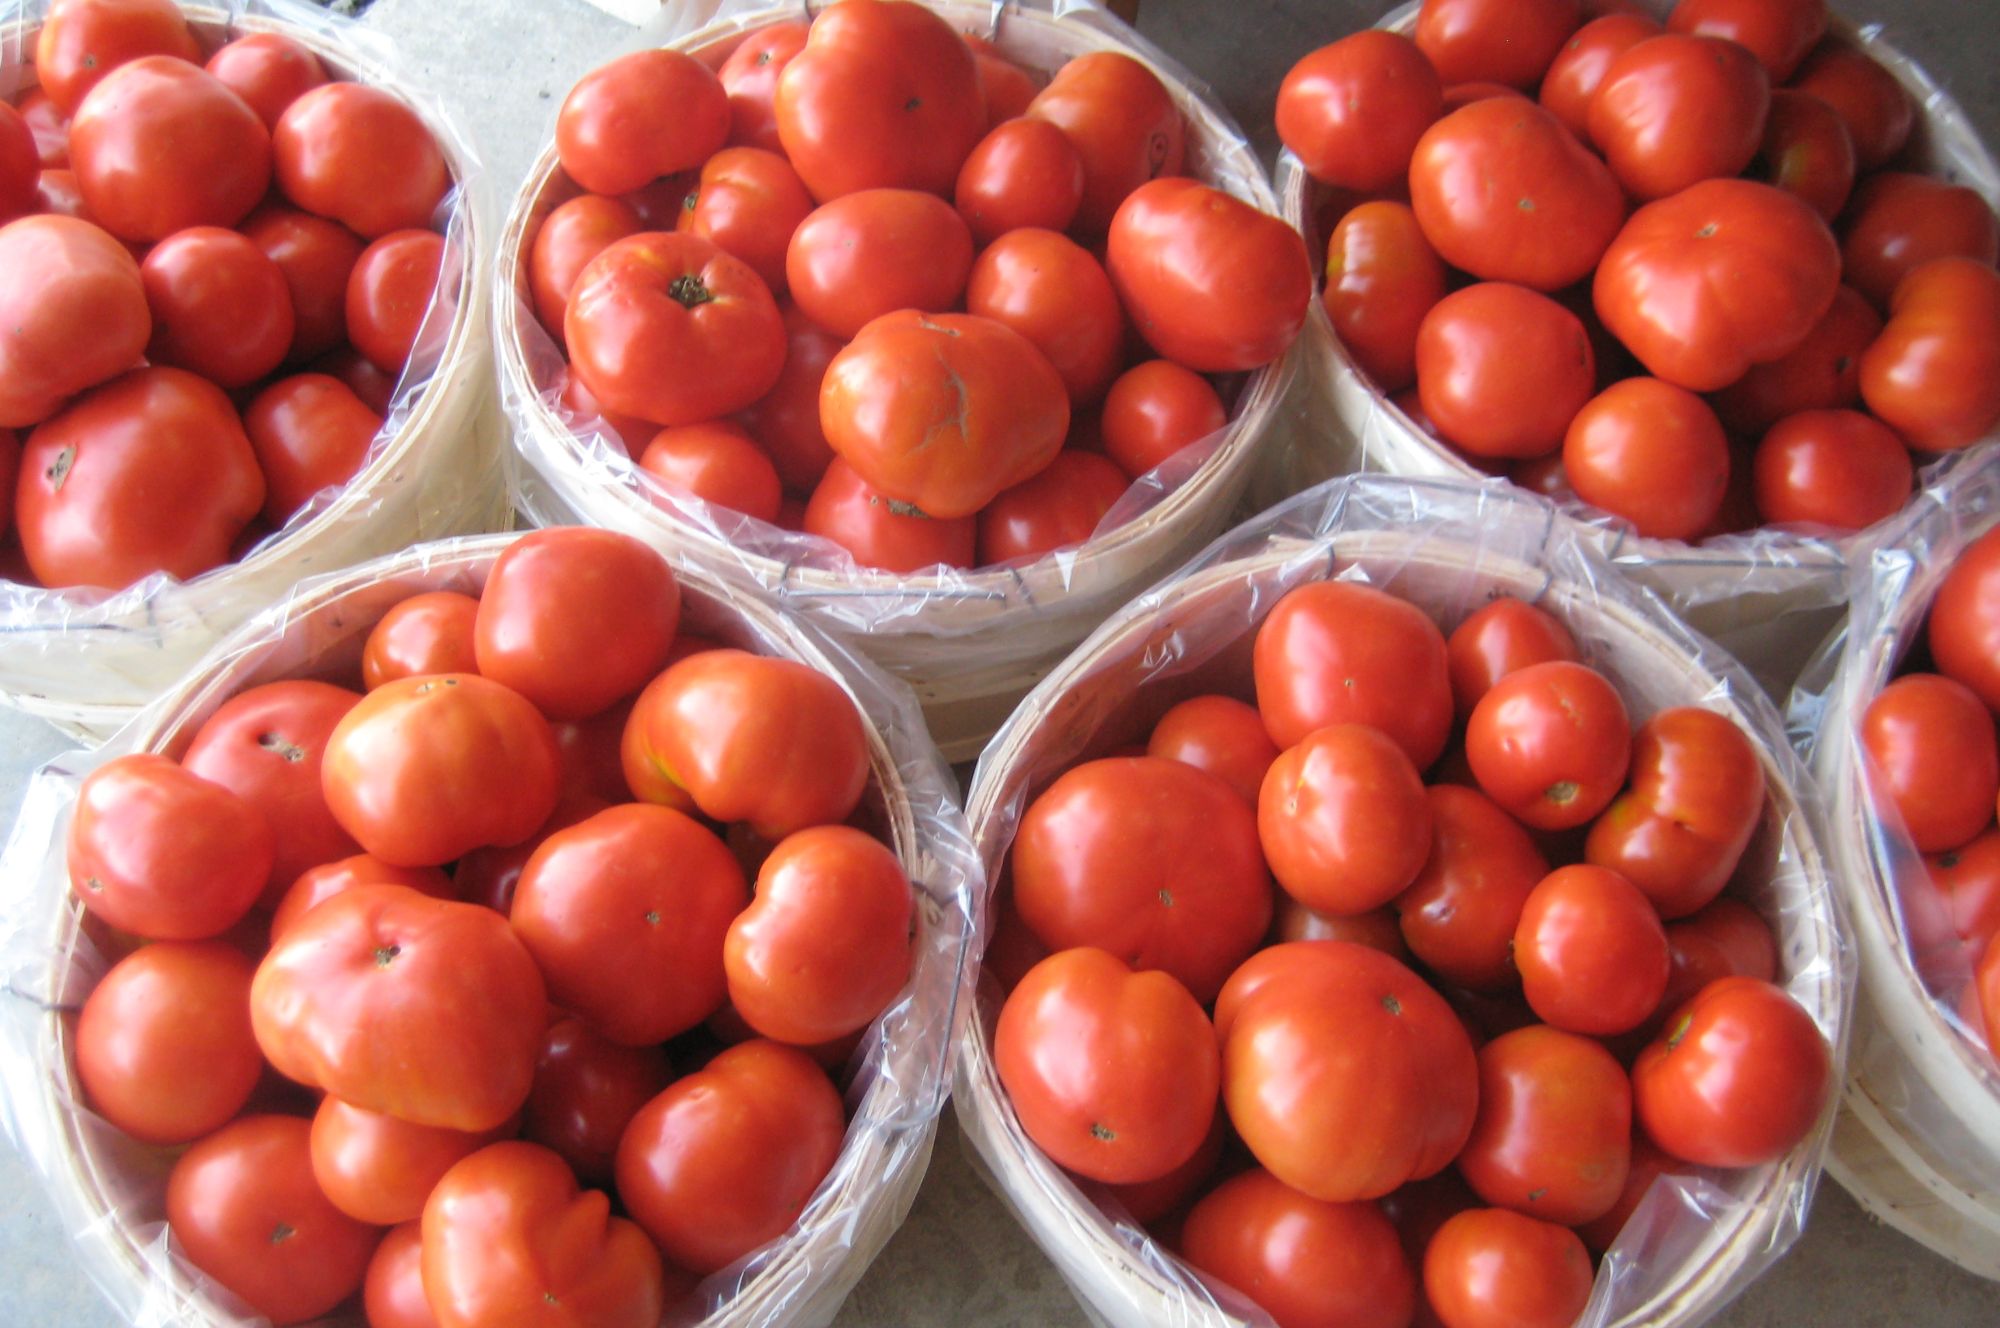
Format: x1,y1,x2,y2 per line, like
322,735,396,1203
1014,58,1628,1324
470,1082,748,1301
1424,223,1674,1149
3,0,2000,1324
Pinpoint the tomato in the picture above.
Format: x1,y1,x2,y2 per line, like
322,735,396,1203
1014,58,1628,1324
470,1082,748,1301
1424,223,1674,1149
1099,358,1226,478
1709,283,1878,435
1277,32,1441,193
549,698,638,807
1860,673,1999,855
1260,724,1433,917
138,226,293,388
1752,407,1912,531
1323,200,1447,394
204,31,326,130
245,373,381,524
363,1223,438,1328
473,527,681,722
240,205,366,363
0,102,38,220
1013,756,1271,1004
1396,785,1547,991
524,1017,672,1186
1790,39,1914,171
1456,1025,1631,1225
0,214,149,429
1589,34,1771,202
741,300,842,493
1751,88,1855,222
35,0,199,115
271,853,456,942
785,188,973,340
1668,0,1826,80
616,1039,844,1274
1860,257,2000,452
804,456,977,571
954,117,1084,246
454,792,608,916
16,88,69,169
1930,525,2000,714
1255,579,1454,768
527,195,640,339
1584,706,1765,919
1147,694,1279,806
967,228,1125,406
1219,941,1477,1202
1415,0,1582,88
310,1095,509,1227
1025,51,1184,236
555,49,727,197
1423,1208,1593,1328
976,449,1127,565
1446,598,1579,721
1416,282,1596,461
345,228,444,375
1843,173,2000,311
821,309,1067,518
361,590,480,689
621,648,869,838
1634,975,1830,1166
1539,13,1661,142
1466,661,1630,833
1107,178,1310,374
639,419,783,522
167,1116,381,1327
1657,895,1779,1022
275,83,449,238
567,231,786,428
718,21,808,153
676,147,812,300
1181,1167,1415,1328
424,1141,665,1328
1563,377,1730,540
1514,864,1670,1035
1594,179,1840,392
967,37,1039,126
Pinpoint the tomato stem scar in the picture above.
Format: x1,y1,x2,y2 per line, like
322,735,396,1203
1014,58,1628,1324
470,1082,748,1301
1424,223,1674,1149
668,274,715,309
374,944,401,967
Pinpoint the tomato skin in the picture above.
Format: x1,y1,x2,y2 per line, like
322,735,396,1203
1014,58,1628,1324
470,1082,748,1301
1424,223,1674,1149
423,1141,666,1328
968,227,1125,407
1014,756,1270,1004
1514,864,1669,1035
1260,724,1434,917
1930,526,2000,715
1025,51,1184,237
1396,785,1548,991
1539,13,1662,142
271,853,456,942
167,1116,382,1327
804,456,977,571
0,214,149,429
1633,975,1830,1167
523,1017,672,1186
1593,178,1840,393
1790,39,1914,171
241,205,367,363
275,82,449,238
1467,661,1630,833
1180,1167,1416,1328
246,373,383,526
1099,358,1226,478
454,793,609,917
969,39,1039,126
1278,31,1441,194
1147,694,1280,807
528,194,641,339
640,419,783,522
741,300,842,494
616,1039,845,1275
1708,283,1878,436
345,228,444,375
1417,282,1596,461
679,147,814,301
719,21,809,153
1587,35,1771,201
1415,0,1583,89
1456,1025,1632,1226
1446,598,1579,721
1842,173,2000,311
363,1223,438,1328
1752,407,1911,531
1657,895,1778,1022
205,32,327,130
1859,257,2000,452
1324,200,1447,394
35,0,199,114
76,941,261,1145
1563,377,1730,541
361,590,480,689
140,226,294,389
976,449,1127,565
1753,88,1855,222
787,189,974,343
309,1095,508,1227
556,49,728,197
954,117,1084,246
1424,1208,1594,1328
1860,673,1999,855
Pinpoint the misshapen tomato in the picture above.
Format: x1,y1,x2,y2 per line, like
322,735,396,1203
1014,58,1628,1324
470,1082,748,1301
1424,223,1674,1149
274,83,449,238
1415,0,1583,88
1025,51,1184,237
0,214,149,429
1277,31,1441,193
1416,282,1596,461
309,1095,509,1227
1587,34,1771,201
1859,257,2000,452
556,49,727,197
1323,200,1447,394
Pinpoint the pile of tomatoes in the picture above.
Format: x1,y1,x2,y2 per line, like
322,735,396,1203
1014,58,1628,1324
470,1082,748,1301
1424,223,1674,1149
0,0,455,594
525,0,1311,573
1280,0,2000,543
61,527,918,1327
985,575,1833,1328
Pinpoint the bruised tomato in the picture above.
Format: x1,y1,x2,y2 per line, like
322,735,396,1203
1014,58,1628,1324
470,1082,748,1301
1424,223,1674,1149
1586,34,1771,202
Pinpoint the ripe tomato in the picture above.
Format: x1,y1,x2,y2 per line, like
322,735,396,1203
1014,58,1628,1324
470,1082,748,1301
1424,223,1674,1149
555,49,727,197
786,187,973,340
1668,0,1826,80
1539,12,1661,142
1752,88,1855,222
1099,358,1226,478
1416,282,1596,460
1415,0,1582,88
528,194,640,339
274,83,449,238
1219,941,1477,1202
1446,597,1579,721
1277,31,1441,193
362,1223,438,1328
1260,724,1433,917
1025,51,1184,237
1859,257,2000,451
1456,1025,1632,1225
1633,975,1830,1166
35,0,199,115
241,205,366,363
139,226,293,389
1107,177,1310,373
424,1141,665,1328
1860,673,1999,854
1842,173,2000,311
967,37,1038,126
718,21,808,153
205,32,327,129
0,103,43,220
1593,179,1840,392
1147,694,1279,806
741,300,842,493
0,214,149,429
1929,525,2000,714
1657,895,1779,1021
967,227,1125,406
1467,660,1630,832
270,853,456,942
622,648,869,838
640,419,783,522
678,147,813,301
1790,39,1914,171
345,228,444,375
616,1039,845,1274
454,792,609,916
1395,785,1548,991
1708,283,1878,435
361,590,479,689
1563,377,1730,540
1323,200,1447,394
1424,1208,1593,1328
244,373,382,525
1514,864,1670,1035
1588,34,1771,200
76,941,261,1145
1752,407,1912,530
804,456,977,571
524,1017,672,1185
976,449,1127,565
309,1095,508,1227
167,1116,381,1327
954,116,1084,245
1181,1167,1416,1328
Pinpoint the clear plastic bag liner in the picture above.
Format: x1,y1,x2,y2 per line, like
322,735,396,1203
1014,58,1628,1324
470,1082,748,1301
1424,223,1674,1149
1787,447,2000,1255
0,530,982,1328
1264,0,2000,697
955,472,1853,1328
0,0,506,739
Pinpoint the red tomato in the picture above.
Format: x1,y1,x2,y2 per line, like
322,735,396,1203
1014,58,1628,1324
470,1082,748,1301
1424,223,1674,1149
1324,200,1447,394
1447,597,1580,721
1563,377,1730,540
639,419,783,522
1396,785,1548,991
0,214,149,429
527,194,641,339
976,449,1127,565
345,228,444,375
1415,0,1583,88
1254,579,1454,768
1099,358,1226,478
1930,525,2000,714
1752,88,1855,221
361,590,480,689
1573,1131,1680,1252
205,32,327,129
1790,39,1914,171
803,455,977,571
968,38,1039,126
995,947,1219,1184
524,1017,672,1186
1514,864,1670,1035
967,227,1125,406
550,698,637,807
1634,975,1830,1166
453,792,608,916
1277,32,1441,193
423,1141,665,1328
1657,895,1779,1021
76,941,261,1145
16,88,69,170
1588,34,1771,200
1752,407,1912,530
1424,1208,1593,1328
1539,12,1662,142
0,102,40,220
1260,724,1434,917
1859,257,2000,451
1181,1166,1416,1328
556,49,727,197
954,116,1084,246
741,300,842,493
1085,1108,1224,1225
1593,179,1840,392
1668,0,1826,80
1024,50,1184,236
1219,941,1478,1202
678,146,813,299
167,1116,381,1326
1708,283,1879,435
241,204,366,363
1439,80,1528,113
1416,282,1596,460
616,1039,844,1274
244,373,382,525
1147,694,1280,806
275,83,448,238
139,226,293,389
1107,177,1311,373
719,21,809,153
362,1223,438,1328
1466,660,1630,832
1861,673,1999,854
270,853,456,943
1843,173,2000,311
309,1095,507,1227
1456,1025,1631,1225
621,648,870,838
784,188,972,339
35,0,199,115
